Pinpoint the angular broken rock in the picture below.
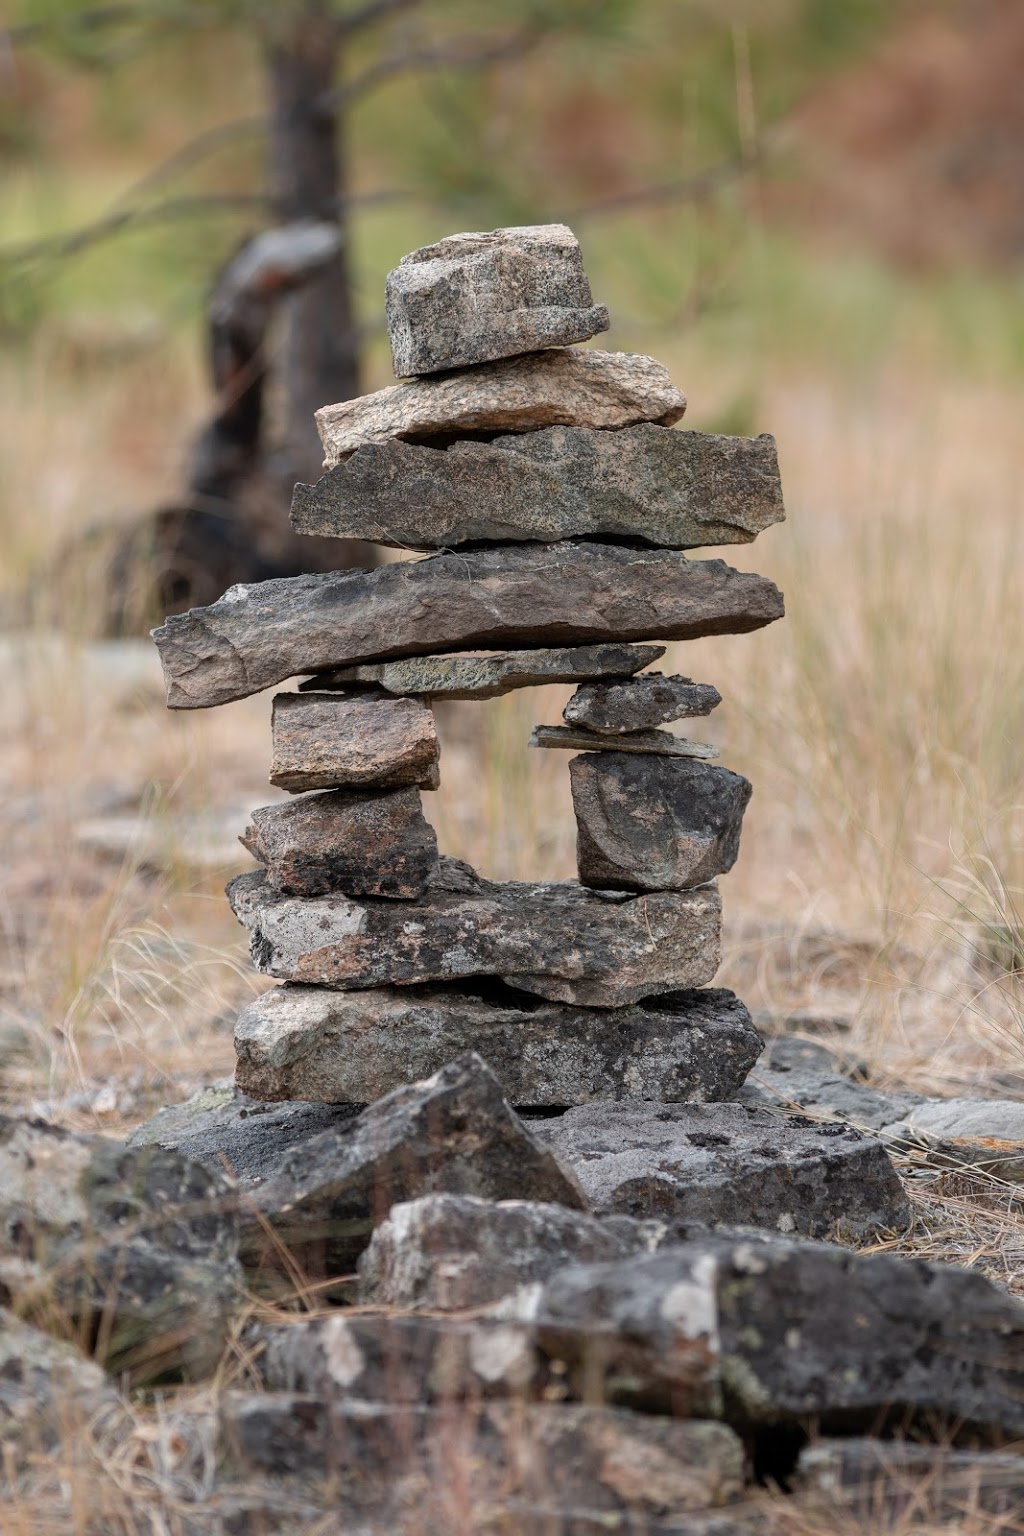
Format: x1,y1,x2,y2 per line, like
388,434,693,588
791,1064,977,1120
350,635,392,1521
316,348,686,466
228,858,722,1008
291,427,784,551
233,981,763,1106
153,543,785,710
269,692,439,793
532,725,719,759
531,1100,911,1241
357,1194,662,1311
240,786,438,898
300,642,667,701
241,1054,585,1284
386,223,609,376
564,673,722,734
571,755,752,892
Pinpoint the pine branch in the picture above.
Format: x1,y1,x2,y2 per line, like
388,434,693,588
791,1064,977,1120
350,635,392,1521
336,0,425,37
325,24,544,110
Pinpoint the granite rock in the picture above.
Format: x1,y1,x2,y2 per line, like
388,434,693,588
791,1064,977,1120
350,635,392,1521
269,692,439,793
564,673,722,733
532,724,719,758
291,426,784,551
571,755,752,892
385,224,609,376
153,543,785,711
300,642,666,701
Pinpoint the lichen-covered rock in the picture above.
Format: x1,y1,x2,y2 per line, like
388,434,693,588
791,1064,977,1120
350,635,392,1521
532,724,718,759
385,224,609,376
564,674,722,734
300,642,666,701
269,692,439,793
316,348,686,465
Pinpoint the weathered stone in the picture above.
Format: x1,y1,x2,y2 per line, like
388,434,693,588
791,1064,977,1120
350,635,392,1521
291,427,784,552
241,1054,586,1284
300,642,666,700
386,224,609,376
795,1438,1024,1523
531,1236,1024,1438
738,1065,926,1130
564,673,722,733
316,348,686,466
357,1194,663,1310
879,1098,1024,1181
228,858,722,1009
530,1100,911,1241
571,756,752,892
241,786,437,897
153,543,785,710
269,692,439,793
234,982,763,1107
533,725,719,759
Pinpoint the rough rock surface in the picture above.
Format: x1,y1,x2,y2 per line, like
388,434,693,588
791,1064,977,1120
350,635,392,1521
316,348,686,465
565,673,722,733
269,692,439,793
571,755,752,892
300,642,666,700
228,857,722,1008
153,543,785,710
738,1064,926,1129
878,1098,1024,1180
241,1054,586,1283
357,1194,663,1310
795,1438,1024,1522
291,427,784,551
385,224,609,376
0,1308,129,1476
233,981,763,1107
533,724,719,758
531,1100,911,1240
241,786,438,898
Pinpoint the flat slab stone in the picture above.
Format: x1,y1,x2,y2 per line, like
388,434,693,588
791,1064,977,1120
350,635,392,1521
533,725,719,758
386,224,609,376
153,543,785,711
234,982,763,1107
291,426,784,551
227,857,722,1009
564,673,722,733
316,348,686,465
796,1439,1024,1523
531,1100,911,1241
269,691,439,792
299,642,666,700
738,1065,926,1130
241,786,438,897
571,755,752,892
879,1098,1024,1181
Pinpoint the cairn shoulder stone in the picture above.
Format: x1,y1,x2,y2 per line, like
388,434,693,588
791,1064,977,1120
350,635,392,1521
564,674,722,733
234,981,763,1107
241,786,438,898
300,642,666,700
533,724,719,759
291,426,784,551
228,858,722,1009
386,223,609,376
269,692,439,793
531,1100,910,1241
153,544,785,711
316,348,686,465
571,755,752,892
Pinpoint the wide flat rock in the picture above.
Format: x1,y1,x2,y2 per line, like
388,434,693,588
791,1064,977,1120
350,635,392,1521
879,1097,1024,1181
571,755,752,892
153,543,785,710
316,348,686,465
227,857,722,1009
564,673,722,733
234,981,763,1106
737,1063,927,1129
291,426,784,551
531,1100,910,1241
386,223,609,376
533,724,719,758
269,691,439,792
299,641,666,700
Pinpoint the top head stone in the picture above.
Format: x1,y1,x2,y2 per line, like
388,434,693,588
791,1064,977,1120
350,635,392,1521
386,223,609,377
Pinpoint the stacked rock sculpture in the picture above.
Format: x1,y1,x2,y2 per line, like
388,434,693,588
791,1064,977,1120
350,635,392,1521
153,223,786,1115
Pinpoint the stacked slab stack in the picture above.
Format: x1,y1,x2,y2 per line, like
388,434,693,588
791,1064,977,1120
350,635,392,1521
152,223,786,1111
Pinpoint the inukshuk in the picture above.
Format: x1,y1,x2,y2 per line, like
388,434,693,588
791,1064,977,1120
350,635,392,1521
152,223,786,1112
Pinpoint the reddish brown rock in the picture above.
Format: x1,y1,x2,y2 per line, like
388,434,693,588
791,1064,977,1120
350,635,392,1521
269,692,439,793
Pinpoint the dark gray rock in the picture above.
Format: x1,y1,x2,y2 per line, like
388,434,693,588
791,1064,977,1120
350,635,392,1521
242,1054,586,1286
795,1438,1024,1521
564,673,722,733
878,1098,1024,1181
269,691,440,793
153,542,785,711
300,641,666,701
385,223,609,376
571,755,752,892
241,785,438,898
533,724,719,758
233,982,763,1107
227,858,722,1009
737,1067,927,1130
531,1100,911,1241
291,426,785,551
